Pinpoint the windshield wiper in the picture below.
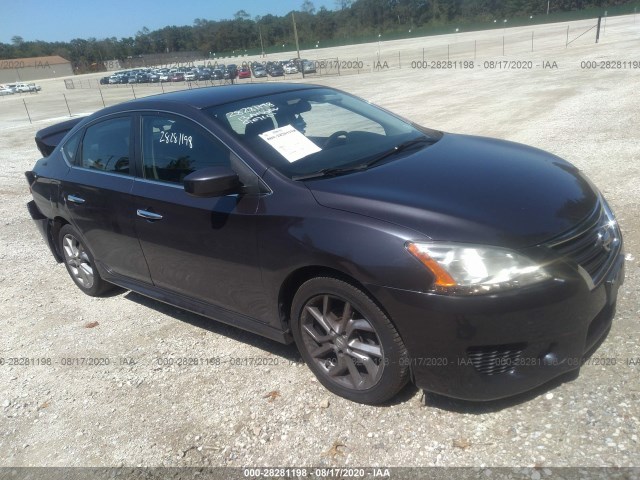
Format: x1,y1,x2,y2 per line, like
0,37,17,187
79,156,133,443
361,136,435,169
292,164,369,181
292,136,435,181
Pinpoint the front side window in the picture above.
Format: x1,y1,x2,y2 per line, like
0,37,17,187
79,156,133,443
79,117,131,175
141,115,230,185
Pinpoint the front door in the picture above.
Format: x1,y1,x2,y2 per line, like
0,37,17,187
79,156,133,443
132,113,268,319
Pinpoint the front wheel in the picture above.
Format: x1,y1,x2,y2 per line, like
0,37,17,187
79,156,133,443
291,277,409,404
59,224,114,297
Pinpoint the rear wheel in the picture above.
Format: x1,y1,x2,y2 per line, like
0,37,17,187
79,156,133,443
291,277,409,404
59,224,113,297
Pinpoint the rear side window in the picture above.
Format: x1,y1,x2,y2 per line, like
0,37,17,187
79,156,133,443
79,117,132,175
141,115,230,185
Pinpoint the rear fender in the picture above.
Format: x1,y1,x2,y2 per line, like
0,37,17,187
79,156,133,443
27,201,64,263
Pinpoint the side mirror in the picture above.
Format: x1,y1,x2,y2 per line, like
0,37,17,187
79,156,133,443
183,166,242,197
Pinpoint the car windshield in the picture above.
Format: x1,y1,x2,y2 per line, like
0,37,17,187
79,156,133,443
205,88,441,180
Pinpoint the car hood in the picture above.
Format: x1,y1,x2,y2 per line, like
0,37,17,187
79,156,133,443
306,133,598,249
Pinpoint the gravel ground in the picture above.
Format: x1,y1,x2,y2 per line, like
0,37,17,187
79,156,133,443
0,15,639,469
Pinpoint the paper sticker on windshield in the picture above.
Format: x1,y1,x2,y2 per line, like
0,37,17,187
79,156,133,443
259,125,321,163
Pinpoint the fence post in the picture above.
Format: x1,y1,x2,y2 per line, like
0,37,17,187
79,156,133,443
596,16,602,43
63,94,72,117
131,84,136,99
474,40,477,60
398,51,401,69
532,31,534,52
502,36,505,56
99,89,106,108
23,99,32,124
566,25,570,48
447,44,450,61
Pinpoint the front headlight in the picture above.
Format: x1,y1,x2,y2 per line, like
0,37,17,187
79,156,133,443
407,242,550,295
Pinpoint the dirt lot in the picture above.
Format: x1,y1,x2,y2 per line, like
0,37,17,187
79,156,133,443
0,15,639,469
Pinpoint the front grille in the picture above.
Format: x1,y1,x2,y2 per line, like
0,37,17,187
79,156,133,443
547,204,621,287
466,343,526,375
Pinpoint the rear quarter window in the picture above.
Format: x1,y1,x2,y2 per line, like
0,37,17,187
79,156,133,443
61,130,82,165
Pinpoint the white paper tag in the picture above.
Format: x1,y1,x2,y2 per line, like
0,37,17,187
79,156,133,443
259,124,321,163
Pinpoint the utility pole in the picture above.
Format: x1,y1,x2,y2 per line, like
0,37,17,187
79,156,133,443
292,12,301,60
547,0,550,15
292,11,304,78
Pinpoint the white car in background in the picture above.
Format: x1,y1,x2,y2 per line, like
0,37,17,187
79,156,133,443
284,63,299,74
0,86,15,95
15,83,34,93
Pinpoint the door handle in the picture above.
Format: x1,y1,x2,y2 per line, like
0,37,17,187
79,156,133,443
137,209,163,221
67,194,85,204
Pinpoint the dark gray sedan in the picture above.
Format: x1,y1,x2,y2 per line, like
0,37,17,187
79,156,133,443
26,84,624,404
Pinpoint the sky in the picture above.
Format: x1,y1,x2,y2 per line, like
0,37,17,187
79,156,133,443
0,0,337,44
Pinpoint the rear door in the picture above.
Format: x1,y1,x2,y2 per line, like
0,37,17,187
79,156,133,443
60,115,152,284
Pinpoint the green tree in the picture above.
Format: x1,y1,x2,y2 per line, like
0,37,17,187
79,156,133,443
301,0,316,14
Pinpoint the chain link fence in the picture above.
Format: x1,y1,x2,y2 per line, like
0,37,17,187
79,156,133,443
1,12,636,128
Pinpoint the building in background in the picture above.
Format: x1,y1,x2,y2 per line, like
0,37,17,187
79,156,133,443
0,56,73,83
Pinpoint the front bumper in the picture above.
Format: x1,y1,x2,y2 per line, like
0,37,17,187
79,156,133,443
366,250,625,401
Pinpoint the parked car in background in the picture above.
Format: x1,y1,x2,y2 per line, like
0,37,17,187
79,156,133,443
184,71,198,81
284,63,298,74
252,66,267,78
169,72,185,82
238,67,251,79
302,61,316,74
99,77,110,85
198,69,212,81
25,84,624,405
15,83,32,92
269,65,285,77
0,86,14,95
224,64,238,80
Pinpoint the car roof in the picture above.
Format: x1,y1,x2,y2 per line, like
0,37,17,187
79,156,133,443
81,83,325,124
145,83,319,108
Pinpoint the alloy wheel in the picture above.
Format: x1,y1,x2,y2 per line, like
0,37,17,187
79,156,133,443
62,234,95,289
300,294,384,390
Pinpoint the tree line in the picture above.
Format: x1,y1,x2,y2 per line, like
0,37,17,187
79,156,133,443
1,0,634,72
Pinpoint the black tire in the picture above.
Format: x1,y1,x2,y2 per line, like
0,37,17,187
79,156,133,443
58,224,113,297
291,277,409,404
